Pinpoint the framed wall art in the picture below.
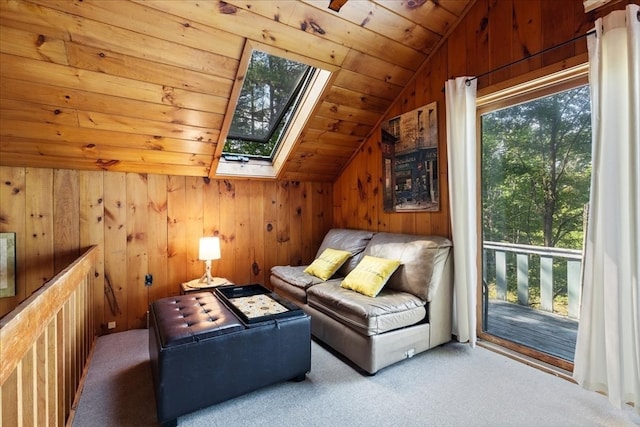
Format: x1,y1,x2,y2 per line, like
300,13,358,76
0,232,16,298
381,101,439,212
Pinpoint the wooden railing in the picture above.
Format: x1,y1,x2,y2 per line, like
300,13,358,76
0,246,98,427
483,241,583,319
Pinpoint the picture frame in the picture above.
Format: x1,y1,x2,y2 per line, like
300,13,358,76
381,101,439,212
0,232,16,298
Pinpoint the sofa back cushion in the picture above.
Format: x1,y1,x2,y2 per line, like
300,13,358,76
363,233,452,301
316,229,375,276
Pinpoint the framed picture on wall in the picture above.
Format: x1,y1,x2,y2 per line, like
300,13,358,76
0,232,16,298
381,101,439,212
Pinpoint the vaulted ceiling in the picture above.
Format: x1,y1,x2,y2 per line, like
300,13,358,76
0,0,473,181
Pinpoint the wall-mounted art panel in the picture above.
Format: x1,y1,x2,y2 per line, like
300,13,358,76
382,102,439,212
0,232,16,298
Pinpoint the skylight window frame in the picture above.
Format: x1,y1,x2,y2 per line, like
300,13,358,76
212,41,336,180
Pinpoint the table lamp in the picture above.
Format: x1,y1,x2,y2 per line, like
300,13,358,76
199,236,221,286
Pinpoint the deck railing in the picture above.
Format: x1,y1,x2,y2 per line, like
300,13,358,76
0,246,98,427
483,241,583,319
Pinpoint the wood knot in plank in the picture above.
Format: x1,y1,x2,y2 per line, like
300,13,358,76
301,19,325,34
357,178,366,200
149,201,167,214
126,232,145,243
406,0,427,9
218,1,237,14
162,86,176,105
277,234,290,243
252,262,261,276
360,12,372,28
96,159,120,170
261,30,276,42
220,233,235,243
480,16,489,32
328,120,340,132
223,179,235,195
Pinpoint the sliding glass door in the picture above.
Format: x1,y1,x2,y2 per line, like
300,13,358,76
478,75,591,369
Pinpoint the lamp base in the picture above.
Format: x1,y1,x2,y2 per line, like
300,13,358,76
183,276,230,290
198,275,228,287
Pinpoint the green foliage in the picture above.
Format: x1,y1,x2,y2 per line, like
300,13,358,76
482,85,591,314
482,85,591,249
224,51,310,158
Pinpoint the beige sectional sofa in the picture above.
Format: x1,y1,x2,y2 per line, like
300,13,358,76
270,228,453,374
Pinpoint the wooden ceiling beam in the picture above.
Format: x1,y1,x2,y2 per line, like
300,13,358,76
328,0,348,12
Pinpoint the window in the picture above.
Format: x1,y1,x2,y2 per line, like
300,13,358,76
223,50,315,160
477,65,591,368
215,43,333,179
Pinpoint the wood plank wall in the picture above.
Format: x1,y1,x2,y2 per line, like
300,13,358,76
333,0,629,236
0,167,332,330
0,0,630,331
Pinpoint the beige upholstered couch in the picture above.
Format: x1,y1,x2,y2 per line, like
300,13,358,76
270,228,453,374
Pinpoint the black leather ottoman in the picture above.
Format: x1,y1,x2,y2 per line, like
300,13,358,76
148,292,311,427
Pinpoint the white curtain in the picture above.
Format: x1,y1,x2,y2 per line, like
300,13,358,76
574,4,640,413
445,77,478,347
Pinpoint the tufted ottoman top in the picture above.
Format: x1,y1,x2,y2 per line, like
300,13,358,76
151,292,244,347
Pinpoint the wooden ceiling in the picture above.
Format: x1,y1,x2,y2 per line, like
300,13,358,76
0,0,473,181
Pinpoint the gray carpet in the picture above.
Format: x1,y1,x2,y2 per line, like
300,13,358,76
73,329,639,427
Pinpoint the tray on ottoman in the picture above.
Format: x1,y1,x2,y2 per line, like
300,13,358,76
215,284,303,325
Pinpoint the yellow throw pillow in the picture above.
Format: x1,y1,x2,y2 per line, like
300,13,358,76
340,255,401,297
304,248,352,281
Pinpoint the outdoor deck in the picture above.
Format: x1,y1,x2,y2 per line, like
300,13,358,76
485,300,579,362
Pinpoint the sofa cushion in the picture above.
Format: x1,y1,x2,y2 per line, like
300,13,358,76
270,265,324,290
340,255,401,297
363,233,452,301
307,282,426,336
304,248,352,280
316,229,375,276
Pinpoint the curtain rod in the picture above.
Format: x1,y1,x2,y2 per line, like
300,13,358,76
465,29,597,86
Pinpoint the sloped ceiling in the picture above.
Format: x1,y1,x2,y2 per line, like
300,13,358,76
0,0,473,181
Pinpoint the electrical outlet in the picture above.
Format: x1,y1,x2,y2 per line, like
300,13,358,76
145,274,153,286
108,321,116,329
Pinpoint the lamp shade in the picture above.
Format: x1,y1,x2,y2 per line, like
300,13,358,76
198,237,221,261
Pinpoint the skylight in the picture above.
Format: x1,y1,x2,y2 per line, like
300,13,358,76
214,43,335,179
223,50,315,161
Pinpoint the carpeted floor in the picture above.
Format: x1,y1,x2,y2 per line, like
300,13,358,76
72,329,640,427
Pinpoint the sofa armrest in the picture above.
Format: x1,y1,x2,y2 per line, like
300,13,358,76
364,233,452,301
426,250,453,347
